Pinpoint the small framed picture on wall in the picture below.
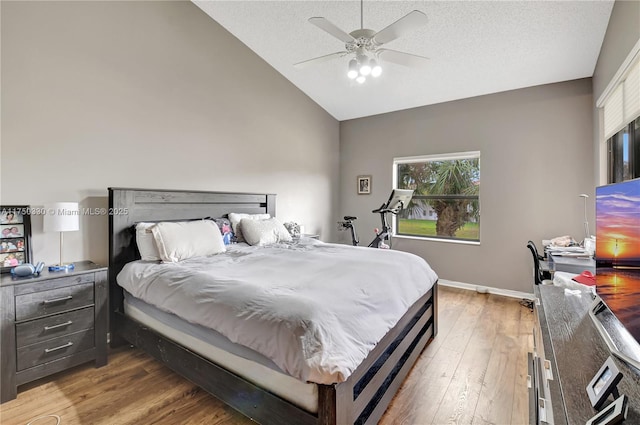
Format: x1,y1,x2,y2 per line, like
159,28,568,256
357,175,372,195
0,206,33,273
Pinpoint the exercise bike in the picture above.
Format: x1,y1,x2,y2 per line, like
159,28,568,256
340,189,414,248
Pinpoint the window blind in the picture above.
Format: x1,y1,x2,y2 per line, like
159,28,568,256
604,85,624,140
603,54,640,140
624,59,640,125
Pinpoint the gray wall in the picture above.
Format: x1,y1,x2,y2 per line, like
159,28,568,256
0,1,340,266
339,79,594,293
592,0,640,184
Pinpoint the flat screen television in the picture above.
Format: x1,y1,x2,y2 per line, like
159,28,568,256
591,177,640,370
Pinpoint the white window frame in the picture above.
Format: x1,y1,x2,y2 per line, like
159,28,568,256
597,39,640,184
393,151,481,245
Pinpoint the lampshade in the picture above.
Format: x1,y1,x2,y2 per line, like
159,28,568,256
44,202,80,232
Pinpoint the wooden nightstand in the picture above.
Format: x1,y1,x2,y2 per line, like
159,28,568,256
0,261,108,403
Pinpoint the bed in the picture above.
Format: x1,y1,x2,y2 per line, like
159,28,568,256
108,187,438,425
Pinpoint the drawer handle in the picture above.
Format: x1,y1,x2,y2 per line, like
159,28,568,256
43,296,73,305
44,341,73,353
44,320,73,331
538,397,548,423
543,359,554,381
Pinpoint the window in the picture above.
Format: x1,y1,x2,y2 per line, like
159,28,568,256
602,50,640,183
608,116,640,183
393,151,480,243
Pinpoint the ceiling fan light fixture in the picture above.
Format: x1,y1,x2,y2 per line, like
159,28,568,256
356,54,371,76
299,9,429,83
347,59,358,79
370,59,382,77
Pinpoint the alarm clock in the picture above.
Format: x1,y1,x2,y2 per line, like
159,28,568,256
11,262,45,277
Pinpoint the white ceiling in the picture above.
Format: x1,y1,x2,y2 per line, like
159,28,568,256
194,1,614,121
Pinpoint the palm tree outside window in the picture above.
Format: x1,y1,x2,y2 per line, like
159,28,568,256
393,152,480,242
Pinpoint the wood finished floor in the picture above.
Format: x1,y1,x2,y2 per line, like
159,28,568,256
0,287,534,425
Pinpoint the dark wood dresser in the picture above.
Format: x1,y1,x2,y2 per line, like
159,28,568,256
530,285,640,424
0,261,108,403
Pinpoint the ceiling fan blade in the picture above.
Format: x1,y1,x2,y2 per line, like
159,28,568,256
294,51,348,69
373,10,428,45
378,49,430,68
308,17,355,43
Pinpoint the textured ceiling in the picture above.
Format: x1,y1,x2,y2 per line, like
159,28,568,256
194,1,614,121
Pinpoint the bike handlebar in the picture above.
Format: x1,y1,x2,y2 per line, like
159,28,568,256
372,199,406,215
371,208,400,214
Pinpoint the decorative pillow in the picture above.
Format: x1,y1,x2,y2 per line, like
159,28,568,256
283,221,301,238
213,218,234,245
240,218,293,246
228,213,271,243
151,220,226,262
135,222,161,261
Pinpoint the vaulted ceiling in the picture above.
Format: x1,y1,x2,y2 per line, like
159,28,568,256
194,1,614,121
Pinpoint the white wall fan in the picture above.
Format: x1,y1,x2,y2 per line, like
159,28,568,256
294,1,429,84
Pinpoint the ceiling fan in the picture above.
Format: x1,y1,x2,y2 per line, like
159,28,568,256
294,1,429,84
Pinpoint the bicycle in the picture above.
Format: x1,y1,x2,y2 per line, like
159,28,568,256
339,189,413,248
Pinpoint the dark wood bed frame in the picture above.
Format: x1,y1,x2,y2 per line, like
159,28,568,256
108,187,438,425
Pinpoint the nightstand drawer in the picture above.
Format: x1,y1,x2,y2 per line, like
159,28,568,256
1,262,108,403
14,273,95,296
16,307,94,348
15,283,94,321
17,329,95,371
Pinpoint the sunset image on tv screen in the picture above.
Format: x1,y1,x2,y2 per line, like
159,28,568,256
595,178,640,341
596,181,640,264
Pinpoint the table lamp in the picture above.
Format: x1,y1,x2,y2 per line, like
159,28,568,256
579,194,590,241
44,202,79,271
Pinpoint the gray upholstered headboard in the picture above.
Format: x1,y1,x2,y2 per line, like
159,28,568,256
108,187,276,318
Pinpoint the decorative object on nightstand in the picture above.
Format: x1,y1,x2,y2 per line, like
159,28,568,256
43,202,79,271
0,206,33,274
0,261,108,403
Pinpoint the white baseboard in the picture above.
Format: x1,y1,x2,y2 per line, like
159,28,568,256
439,279,534,300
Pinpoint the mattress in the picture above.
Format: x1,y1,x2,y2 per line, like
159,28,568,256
124,293,319,413
117,239,438,384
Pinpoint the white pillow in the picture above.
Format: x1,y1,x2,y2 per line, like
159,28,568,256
135,222,161,261
228,213,270,243
151,220,226,262
241,218,293,246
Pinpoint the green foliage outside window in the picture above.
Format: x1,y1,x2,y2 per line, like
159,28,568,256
396,156,480,241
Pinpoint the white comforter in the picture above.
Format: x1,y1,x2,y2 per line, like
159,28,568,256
117,239,438,384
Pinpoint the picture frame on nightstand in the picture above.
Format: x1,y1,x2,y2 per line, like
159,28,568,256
0,206,32,274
